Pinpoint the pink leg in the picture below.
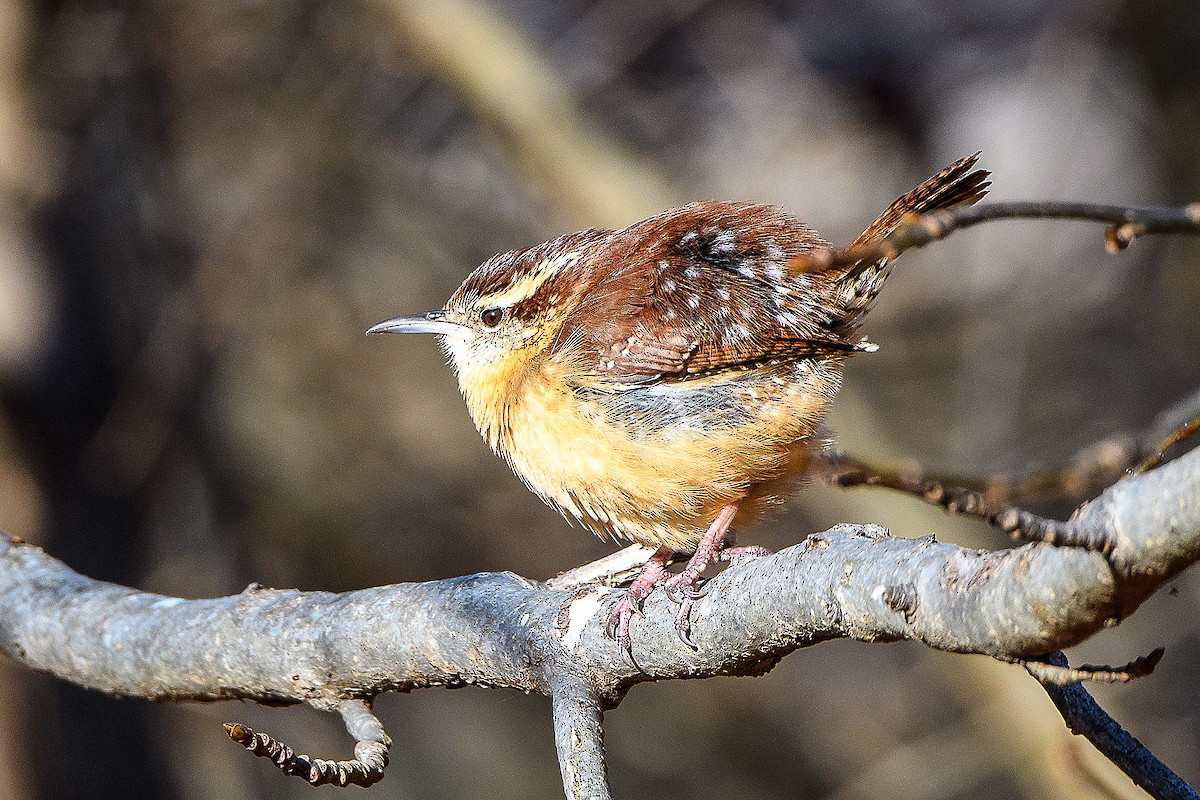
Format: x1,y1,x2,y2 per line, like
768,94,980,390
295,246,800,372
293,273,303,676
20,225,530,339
606,546,672,664
662,503,741,648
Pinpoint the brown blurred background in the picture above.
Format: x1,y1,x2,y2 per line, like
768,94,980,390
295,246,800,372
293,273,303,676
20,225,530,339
0,1,1198,798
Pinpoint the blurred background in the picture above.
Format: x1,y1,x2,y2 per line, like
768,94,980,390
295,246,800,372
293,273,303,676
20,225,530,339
0,0,1198,798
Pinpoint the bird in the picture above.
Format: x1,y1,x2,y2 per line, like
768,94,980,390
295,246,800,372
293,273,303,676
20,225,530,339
369,153,989,658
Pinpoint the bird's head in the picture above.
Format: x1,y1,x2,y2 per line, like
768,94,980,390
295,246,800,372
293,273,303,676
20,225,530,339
368,229,604,445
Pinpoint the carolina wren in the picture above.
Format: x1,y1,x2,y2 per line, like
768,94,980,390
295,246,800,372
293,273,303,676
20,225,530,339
370,154,989,655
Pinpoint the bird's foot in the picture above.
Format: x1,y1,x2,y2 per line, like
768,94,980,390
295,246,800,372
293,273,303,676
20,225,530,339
661,504,744,649
605,546,672,665
605,505,766,657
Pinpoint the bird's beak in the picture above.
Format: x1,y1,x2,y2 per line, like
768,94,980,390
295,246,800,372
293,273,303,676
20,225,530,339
367,311,463,337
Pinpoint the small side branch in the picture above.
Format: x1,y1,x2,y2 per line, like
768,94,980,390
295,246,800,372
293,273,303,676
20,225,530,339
1037,653,1199,800
817,449,1115,553
224,699,391,787
552,677,611,800
791,200,1200,273
1009,648,1163,685
1133,415,1200,476
818,399,1200,557
820,388,1200,513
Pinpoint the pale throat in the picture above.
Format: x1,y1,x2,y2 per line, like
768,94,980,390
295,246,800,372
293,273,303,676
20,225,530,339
444,335,535,453
440,250,586,450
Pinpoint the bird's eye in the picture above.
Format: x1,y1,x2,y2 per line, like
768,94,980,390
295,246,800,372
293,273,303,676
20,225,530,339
480,307,505,328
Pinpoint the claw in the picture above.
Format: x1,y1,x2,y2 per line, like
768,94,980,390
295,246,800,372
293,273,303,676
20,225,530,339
662,579,684,605
596,505,752,658
606,592,645,666
674,596,698,650
603,547,674,664
619,635,637,668
661,569,708,646
663,576,702,604
604,598,626,640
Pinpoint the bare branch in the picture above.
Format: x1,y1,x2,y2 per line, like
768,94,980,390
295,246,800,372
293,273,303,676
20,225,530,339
551,676,611,800
1038,653,1200,800
1134,415,1200,476
2,443,1199,794
1008,648,1163,686
817,388,1200,558
224,700,390,787
790,200,1200,274
816,387,1200,516
817,448,1118,553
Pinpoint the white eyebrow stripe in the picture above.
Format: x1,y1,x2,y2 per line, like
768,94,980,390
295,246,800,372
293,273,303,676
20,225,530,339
477,251,580,309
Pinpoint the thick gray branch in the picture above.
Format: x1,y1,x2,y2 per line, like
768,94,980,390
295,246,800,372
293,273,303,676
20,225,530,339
1,446,1197,795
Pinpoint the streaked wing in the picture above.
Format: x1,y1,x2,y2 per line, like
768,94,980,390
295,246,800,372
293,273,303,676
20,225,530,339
558,201,862,389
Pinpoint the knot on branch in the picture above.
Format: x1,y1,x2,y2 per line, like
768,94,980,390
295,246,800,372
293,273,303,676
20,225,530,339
879,583,919,620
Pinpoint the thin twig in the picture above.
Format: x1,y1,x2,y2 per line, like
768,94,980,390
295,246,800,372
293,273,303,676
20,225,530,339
1010,648,1164,685
1130,416,1200,476
816,449,1117,554
791,200,1200,274
817,389,1200,559
224,700,390,787
819,389,1200,518
1038,652,1199,800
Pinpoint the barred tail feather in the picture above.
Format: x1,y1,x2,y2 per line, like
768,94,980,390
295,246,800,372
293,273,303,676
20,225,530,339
831,153,990,334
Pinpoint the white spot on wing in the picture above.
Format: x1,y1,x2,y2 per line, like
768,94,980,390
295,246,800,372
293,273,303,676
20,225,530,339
712,231,736,252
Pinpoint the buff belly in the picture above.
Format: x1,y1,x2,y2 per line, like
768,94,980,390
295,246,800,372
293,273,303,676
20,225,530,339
500,359,844,552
